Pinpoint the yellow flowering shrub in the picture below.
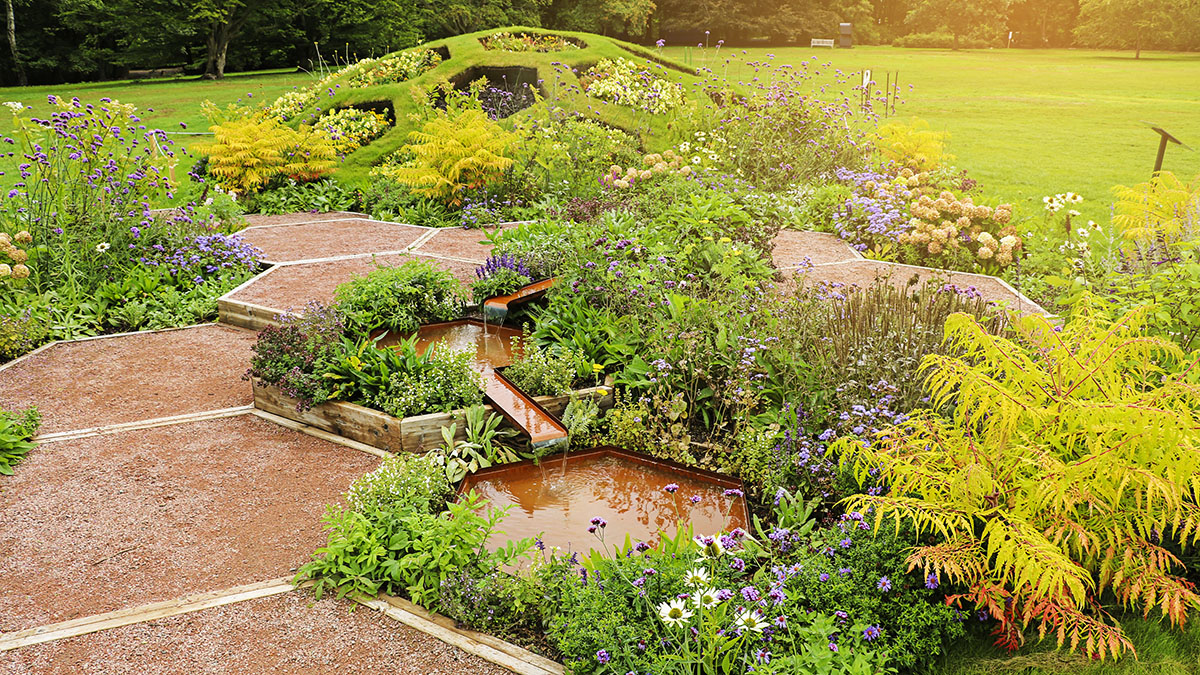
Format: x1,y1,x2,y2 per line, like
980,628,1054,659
899,189,1020,266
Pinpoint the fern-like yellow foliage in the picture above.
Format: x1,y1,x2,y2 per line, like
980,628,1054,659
1111,171,1200,245
197,116,336,194
874,117,953,172
381,108,516,205
837,296,1200,661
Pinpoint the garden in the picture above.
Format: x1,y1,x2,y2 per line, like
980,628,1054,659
2,25,1200,675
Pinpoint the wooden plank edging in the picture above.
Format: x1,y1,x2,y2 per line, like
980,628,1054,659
250,409,393,459
33,406,255,445
0,578,296,652
356,594,563,675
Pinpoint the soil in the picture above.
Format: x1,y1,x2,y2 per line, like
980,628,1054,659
241,211,366,228
770,229,860,268
796,259,1045,313
0,592,509,675
0,414,378,631
240,219,430,263
412,226,499,263
228,253,480,314
0,325,258,435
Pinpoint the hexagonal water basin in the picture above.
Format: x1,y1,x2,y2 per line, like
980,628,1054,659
460,447,749,554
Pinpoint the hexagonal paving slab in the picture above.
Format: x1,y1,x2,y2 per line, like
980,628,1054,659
238,218,431,264
0,324,257,436
0,593,509,675
0,414,377,632
796,259,1045,314
410,226,499,263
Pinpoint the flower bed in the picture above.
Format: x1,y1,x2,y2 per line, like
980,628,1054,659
581,58,686,114
479,32,583,53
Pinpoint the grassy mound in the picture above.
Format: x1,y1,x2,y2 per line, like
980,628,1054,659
283,27,722,186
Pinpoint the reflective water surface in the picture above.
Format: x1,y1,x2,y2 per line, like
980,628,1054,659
462,449,750,555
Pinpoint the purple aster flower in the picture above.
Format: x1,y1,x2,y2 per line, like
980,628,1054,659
863,625,882,641
877,576,892,592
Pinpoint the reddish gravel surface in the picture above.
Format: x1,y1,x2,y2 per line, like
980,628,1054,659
771,229,860,268
241,219,430,263
796,259,1045,313
0,415,377,631
0,593,509,675
241,211,366,228
227,253,479,314
412,226,498,262
0,324,257,435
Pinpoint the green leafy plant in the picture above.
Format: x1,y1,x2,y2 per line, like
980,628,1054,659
837,296,1200,660
252,178,358,215
345,452,453,515
297,491,532,610
333,259,465,336
0,406,40,475
436,404,520,482
503,335,582,397
371,347,483,419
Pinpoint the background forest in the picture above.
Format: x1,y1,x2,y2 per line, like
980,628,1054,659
3,0,1200,86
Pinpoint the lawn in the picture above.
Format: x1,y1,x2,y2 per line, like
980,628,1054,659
4,48,1199,226
667,46,1200,225
0,68,314,152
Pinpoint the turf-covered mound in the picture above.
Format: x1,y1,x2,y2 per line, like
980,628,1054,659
277,27,719,185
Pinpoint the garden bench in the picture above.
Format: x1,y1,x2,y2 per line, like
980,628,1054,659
810,38,836,48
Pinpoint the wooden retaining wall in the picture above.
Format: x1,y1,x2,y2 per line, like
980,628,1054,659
251,380,611,453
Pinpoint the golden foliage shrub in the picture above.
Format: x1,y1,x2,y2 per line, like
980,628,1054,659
874,117,953,172
198,116,336,194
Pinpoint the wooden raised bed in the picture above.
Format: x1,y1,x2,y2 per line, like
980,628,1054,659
251,380,611,453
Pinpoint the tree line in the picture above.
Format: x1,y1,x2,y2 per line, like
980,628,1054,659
3,0,1198,86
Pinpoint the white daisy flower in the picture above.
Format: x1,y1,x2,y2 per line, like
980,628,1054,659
1076,227,1090,238
691,587,721,609
733,608,768,633
683,567,711,587
95,242,111,253
658,598,694,627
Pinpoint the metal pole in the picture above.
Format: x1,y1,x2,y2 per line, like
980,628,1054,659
1154,134,1169,174
884,72,890,118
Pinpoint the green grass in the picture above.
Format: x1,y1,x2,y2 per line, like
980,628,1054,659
930,616,1200,675
666,46,1200,224
0,68,315,143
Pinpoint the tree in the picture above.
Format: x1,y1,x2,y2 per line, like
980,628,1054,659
1007,0,1079,46
905,0,1011,48
193,0,265,79
1075,0,1183,58
545,0,657,38
4,0,26,85
418,0,550,38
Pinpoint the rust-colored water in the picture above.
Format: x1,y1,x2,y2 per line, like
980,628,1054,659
379,320,567,444
462,450,749,555
378,320,522,371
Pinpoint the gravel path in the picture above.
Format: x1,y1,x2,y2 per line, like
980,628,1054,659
0,415,377,631
412,226,498,263
0,592,509,675
240,219,430,264
0,324,257,435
